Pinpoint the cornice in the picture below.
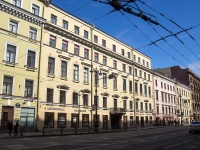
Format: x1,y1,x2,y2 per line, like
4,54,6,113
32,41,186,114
0,0,46,26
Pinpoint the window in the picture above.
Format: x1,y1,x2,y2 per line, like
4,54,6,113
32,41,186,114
161,82,163,88
129,80,132,93
128,52,130,58
94,53,98,62
27,50,36,68
144,85,147,95
62,40,68,51
122,64,126,72
135,82,138,94
74,45,79,56
157,105,159,114
123,100,126,109
32,4,39,16
47,88,53,102
143,59,145,65
136,101,138,110
29,27,37,40
135,69,137,76
147,62,149,67
2,76,13,95
12,0,21,7
49,35,56,47
74,26,79,35
73,92,78,105
50,14,57,24
24,80,33,97
112,44,116,52
155,79,157,87
130,101,133,110
145,103,148,111
103,73,107,87
60,90,66,104
129,66,132,74
84,30,88,39
140,84,142,95
94,35,98,43
103,56,107,65
162,106,164,114
48,57,55,75
61,61,67,78
123,79,126,91
62,20,68,29
140,102,143,111
84,49,89,59
139,70,142,78
113,76,117,90
6,44,16,63
73,65,79,81
113,60,117,69
103,97,107,108
102,39,106,47
149,103,152,112
148,74,150,81
9,20,18,33
121,49,124,56
133,55,136,61
144,72,146,79
156,91,158,101
138,57,140,63
83,67,89,83
114,99,117,108
83,94,88,106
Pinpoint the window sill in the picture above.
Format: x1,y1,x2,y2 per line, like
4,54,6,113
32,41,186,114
73,80,79,83
47,74,55,78
103,108,108,110
59,103,66,107
29,38,37,43
113,88,118,91
24,65,37,71
72,105,79,108
3,60,18,67
83,82,89,85
123,91,127,93
103,86,107,89
60,77,68,80
46,102,54,106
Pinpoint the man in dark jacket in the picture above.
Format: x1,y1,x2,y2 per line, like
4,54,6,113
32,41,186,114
7,121,13,135
14,121,19,136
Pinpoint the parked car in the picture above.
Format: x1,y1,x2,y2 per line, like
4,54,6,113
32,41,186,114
188,121,200,133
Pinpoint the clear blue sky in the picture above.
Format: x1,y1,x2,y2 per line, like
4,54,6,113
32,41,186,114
52,0,200,76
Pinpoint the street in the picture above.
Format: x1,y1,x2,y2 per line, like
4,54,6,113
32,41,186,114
0,126,199,150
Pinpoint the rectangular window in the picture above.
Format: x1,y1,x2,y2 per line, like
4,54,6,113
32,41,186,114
62,40,68,51
140,84,142,95
149,103,152,112
94,53,98,62
157,105,159,114
112,44,116,52
84,30,88,39
144,72,146,79
60,90,66,104
48,57,55,75
121,49,124,56
62,20,68,29
103,97,107,108
102,39,106,47
123,100,126,109
27,50,36,68
103,56,107,65
9,20,18,33
139,70,142,78
83,94,88,106
147,62,149,67
12,0,21,7
143,59,145,65
2,76,13,95
133,55,136,61
94,35,98,43
6,44,16,63
144,85,147,95
74,45,79,56
50,14,57,25
135,82,138,94
129,80,132,93
138,57,140,63
123,79,126,91
130,101,133,110
32,4,39,16
73,65,79,81
122,64,126,72
113,76,117,90
129,66,132,74
49,35,56,47
47,88,53,102
135,69,137,76
156,91,158,101
24,80,33,97
136,101,138,110
145,103,148,111
61,61,67,78
103,73,107,88
148,74,150,81
148,86,151,97
74,26,79,35
83,67,89,83
73,92,78,105
84,49,89,59
140,102,143,111
113,60,117,69
127,52,130,58
29,27,37,40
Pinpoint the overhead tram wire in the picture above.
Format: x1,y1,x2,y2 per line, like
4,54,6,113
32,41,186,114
119,11,189,69
147,21,200,71
136,23,200,50
138,0,200,50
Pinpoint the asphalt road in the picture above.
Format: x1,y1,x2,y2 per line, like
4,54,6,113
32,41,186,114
0,126,199,150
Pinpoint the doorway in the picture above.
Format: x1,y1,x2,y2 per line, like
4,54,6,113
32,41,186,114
141,117,144,127
1,106,14,128
111,115,120,129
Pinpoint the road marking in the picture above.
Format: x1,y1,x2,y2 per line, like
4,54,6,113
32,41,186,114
164,139,194,149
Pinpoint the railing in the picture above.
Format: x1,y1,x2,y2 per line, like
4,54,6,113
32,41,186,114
110,107,126,113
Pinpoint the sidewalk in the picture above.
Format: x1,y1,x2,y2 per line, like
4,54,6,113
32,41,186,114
0,126,169,139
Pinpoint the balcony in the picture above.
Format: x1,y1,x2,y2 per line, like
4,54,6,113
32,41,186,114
110,107,126,114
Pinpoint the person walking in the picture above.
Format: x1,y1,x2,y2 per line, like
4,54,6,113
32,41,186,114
7,121,13,135
14,121,19,136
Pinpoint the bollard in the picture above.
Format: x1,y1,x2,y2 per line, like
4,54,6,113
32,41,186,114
42,127,45,135
20,128,23,137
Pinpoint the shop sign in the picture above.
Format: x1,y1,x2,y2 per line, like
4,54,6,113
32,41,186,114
74,109,86,112
47,107,65,111
15,103,20,108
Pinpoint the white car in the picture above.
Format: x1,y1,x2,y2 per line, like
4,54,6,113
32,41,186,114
188,121,200,133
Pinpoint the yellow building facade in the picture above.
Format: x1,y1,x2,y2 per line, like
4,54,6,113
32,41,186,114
37,3,154,129
0,0,46,128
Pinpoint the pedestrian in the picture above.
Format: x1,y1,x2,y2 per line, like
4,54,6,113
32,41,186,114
14,121,19,136
178,120,180,126
7,121,13,135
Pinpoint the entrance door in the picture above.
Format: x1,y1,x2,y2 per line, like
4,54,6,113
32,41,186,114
141,117,144,127
123,116,127,129
111,115,120,129
1,106,14,128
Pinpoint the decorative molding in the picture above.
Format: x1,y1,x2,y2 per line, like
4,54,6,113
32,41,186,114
57,85,70,90
81,62,91,67
81,89,91,93
112,94,120,98
58,55,71,61
100,68,108,73
101,92,109,96
122,96,129,99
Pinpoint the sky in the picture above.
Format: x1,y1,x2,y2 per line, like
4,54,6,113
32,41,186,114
51,0,200,76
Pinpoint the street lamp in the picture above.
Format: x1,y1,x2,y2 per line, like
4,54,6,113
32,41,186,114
93,68,116,132
179,94,183,125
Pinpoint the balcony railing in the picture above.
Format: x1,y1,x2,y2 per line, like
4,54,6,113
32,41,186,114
110,107,126,114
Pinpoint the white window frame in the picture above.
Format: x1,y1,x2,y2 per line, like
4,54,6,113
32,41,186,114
47,56,56,76
31,3,40,16
9,19,19,33
2,75,14,95
12,0,22,7
60,60,68,78
29,27,37,40
4,43,18,64
24,79,34,97
26,49,37,68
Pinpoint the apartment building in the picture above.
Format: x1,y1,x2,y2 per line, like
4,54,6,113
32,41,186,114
37,2,154,129
0,0,46,128
153,71,177,125
177,83,193,124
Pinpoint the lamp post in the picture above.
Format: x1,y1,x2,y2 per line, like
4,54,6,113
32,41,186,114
93,68,116,132
179,94,183,125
